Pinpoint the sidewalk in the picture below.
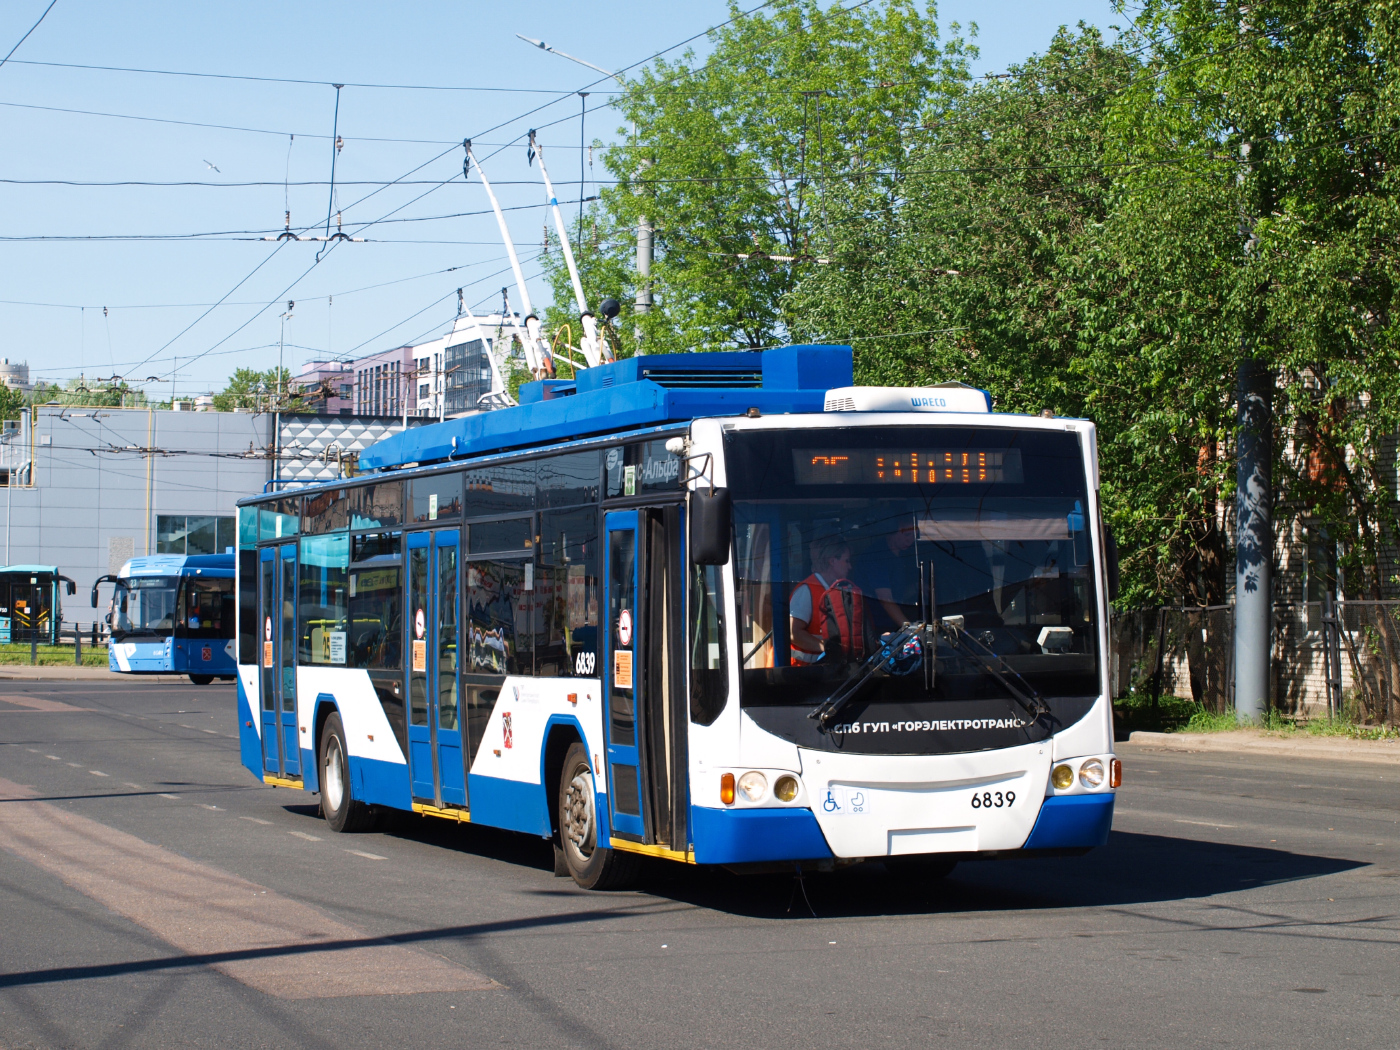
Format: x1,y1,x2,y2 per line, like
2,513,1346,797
0,664,193,683
1126,728,1400,765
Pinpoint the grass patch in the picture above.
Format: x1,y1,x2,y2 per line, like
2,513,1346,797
0,643,108,667
1114,693,1400,739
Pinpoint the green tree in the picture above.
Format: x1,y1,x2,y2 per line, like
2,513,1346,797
543,0,975,356
212,367,298,412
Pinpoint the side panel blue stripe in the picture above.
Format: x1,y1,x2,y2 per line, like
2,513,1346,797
1022,793,1115,849
468,773,551,837
691,806,834,865
349,754,413,812
236,676,263,780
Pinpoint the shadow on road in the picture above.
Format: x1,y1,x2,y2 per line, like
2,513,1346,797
351,808,1367,919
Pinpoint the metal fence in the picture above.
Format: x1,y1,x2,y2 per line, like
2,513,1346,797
1111,601,1400,725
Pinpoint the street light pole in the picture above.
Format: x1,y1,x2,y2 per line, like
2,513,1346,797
275,302,293,489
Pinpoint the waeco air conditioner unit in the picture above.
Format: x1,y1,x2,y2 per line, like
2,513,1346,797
823,383,992,414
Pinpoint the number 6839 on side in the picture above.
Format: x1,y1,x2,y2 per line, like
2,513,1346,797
970,790,1015,809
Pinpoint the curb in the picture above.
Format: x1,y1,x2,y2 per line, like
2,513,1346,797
0,666,199,683
1126,729,1400,765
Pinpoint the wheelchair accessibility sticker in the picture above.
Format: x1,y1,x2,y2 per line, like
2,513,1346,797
821,786,871,816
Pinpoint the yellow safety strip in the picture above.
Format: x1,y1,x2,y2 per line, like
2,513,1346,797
412,802,471,824
609,837,696,864
262,774,304,789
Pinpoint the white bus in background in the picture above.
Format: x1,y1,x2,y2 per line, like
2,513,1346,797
235,345,1120,889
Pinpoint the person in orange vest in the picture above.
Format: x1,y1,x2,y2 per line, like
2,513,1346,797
789,535,872,665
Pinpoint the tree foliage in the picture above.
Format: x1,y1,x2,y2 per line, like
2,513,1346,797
211,367,298,412
547,0,1400,604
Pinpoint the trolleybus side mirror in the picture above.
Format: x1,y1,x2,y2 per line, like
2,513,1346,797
90,574,117,608
690,488,731,566
1104,525,1120,602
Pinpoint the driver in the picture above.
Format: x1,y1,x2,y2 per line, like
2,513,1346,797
789,535,871,665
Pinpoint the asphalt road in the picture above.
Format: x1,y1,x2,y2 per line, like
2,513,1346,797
1,679,1397,1050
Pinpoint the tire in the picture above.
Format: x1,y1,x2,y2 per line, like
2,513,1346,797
885,855,958,882
320,712,377,833
557,742,640,890
189,674,213,685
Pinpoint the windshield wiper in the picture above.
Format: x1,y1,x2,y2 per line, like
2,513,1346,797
808,619,1050,731
937,619,1050,721
809,622,931,730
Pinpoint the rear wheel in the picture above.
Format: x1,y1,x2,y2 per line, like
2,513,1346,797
558,743,640,890
320,712,377,833
189,674,213,685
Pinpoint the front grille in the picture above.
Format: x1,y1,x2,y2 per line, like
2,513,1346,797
641,368,763,389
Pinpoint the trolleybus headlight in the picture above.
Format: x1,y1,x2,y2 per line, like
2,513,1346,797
1079,758,1106,788
1051,764,1074,790
738,771,767,802
720,773,736,805
774,775,799,802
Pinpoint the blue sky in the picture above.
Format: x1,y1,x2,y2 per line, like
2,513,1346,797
0,0,1124,398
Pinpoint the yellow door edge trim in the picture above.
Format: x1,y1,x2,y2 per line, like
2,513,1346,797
609,837,695,864
263,774,304,789
412,802,471,824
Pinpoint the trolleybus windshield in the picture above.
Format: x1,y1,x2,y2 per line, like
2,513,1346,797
112,576,180,640
725,426,1100,715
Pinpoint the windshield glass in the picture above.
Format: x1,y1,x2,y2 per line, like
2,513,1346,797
112,576,179,639
727,426,1099,713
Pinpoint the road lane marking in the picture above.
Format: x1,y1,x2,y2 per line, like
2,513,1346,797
344,850,387,861
238,816,271,825
0,776,494,999
124,783,142,790
1175,819,1238,828
90,771,109,777
199,805,221,811
45,756,60,760
0,695,94,713
289,831,321,842
158,793,180,800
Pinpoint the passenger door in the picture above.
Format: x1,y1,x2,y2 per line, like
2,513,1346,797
603,512,646,839
406,529,466,807
258,543,300,777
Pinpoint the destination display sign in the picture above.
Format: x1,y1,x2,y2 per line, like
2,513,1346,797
793,448,1023,486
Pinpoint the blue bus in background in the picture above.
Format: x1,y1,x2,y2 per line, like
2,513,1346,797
93,554,237,684
0,565,76,644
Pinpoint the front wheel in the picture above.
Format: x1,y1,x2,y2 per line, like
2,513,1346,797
558,743,639,890
320,712,377,833
189,674,213,685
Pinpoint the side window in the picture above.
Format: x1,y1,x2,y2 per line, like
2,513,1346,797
180,577,234,639
689,564,728,725
467,559,531,676
299,535,349,665
537,509,599,676
238,551,257,663
348,533,402,671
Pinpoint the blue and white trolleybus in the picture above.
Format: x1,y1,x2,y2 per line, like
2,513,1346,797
234,346,1121,888
95,554,237,683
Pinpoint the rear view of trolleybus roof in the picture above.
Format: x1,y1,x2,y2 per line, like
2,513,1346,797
358,345,998,473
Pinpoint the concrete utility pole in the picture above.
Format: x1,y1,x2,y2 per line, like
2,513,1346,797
1232,11,1271,722
1234,355,1272,722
